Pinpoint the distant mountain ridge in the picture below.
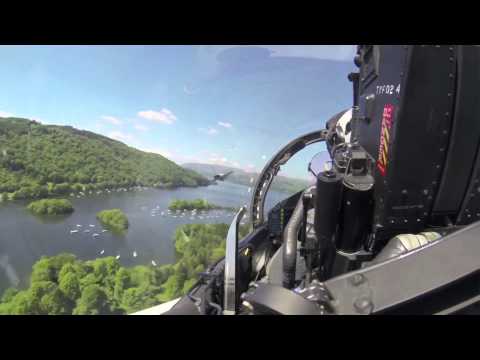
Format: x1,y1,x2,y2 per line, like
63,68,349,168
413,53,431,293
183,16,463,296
0,117,209,200
182,162,310,194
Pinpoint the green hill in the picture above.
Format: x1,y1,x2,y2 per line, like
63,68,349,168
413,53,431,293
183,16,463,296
0,117,209,200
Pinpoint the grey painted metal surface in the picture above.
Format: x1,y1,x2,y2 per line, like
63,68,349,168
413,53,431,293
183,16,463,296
130,298,180,315
223,206,246,315
324,221,480,314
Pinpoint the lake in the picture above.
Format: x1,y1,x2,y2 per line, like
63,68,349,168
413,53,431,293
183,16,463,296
0,181,288,295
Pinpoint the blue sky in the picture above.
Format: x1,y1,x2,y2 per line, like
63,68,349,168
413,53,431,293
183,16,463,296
0,45,356,179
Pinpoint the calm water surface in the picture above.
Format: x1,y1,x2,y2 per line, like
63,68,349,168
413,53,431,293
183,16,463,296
0,182,287,294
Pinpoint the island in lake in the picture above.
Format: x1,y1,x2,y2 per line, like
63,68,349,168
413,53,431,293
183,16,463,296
168,198,234,211
27,198,74,215
96,209,129,232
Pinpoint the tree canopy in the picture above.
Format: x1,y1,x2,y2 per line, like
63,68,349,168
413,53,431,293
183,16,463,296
0,223,245,315
96,209,129,232
168,198,231,211
27,198,74,215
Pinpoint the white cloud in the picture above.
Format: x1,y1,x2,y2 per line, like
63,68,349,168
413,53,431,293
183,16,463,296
261,155,267,160
101,115,122,126
0,110,13,117
199,127,219,136
138,108,177,125
134,124,149,132
218,121,233,129
108,131,133,142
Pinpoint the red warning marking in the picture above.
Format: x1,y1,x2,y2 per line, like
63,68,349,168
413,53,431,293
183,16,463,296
377,104,395,176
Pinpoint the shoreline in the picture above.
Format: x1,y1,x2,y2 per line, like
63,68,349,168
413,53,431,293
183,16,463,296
0,182,211,203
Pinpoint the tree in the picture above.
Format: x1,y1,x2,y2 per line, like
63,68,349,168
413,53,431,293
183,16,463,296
1,287,19,303
73,285,110,315
59,272,81,301
114,268,130,301
39,287,71,315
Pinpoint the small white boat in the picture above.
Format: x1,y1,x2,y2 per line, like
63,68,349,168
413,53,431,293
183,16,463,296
102,229,108,233
151,260,157,266
70,230,79,234
92,233,99,237
76,224,82,227
89,224,95,227
100,249,105,255
84,229,90,233
133,251,137,258
116,255,120,260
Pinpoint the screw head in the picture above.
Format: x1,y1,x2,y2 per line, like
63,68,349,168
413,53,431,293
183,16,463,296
350,274,365,286
354,297,374,314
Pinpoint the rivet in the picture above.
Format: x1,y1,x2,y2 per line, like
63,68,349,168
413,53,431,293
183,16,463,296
350,274,365,286
354,297,374,314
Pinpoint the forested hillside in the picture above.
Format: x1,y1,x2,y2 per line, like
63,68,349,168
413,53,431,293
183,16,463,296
0,117,209,200
0,223,249,315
